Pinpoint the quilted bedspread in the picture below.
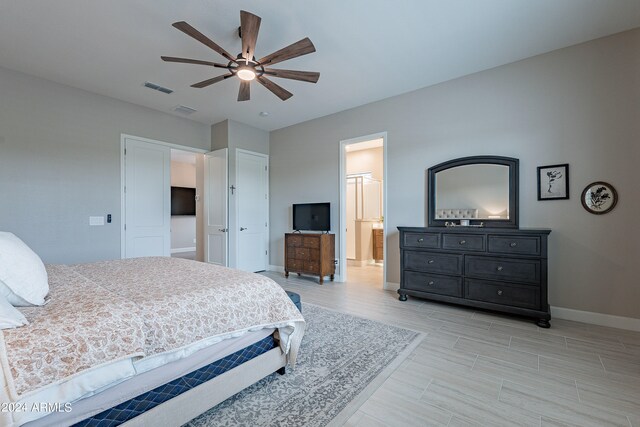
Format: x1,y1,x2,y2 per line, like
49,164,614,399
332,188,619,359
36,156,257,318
0,257,305,402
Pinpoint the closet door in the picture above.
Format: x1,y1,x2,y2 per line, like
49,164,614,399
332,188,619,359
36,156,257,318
236,150,268,272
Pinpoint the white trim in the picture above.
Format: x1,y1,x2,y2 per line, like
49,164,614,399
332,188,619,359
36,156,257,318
268,264,285,273
121,134,208,154
171,247,196,254
551,306,640,332
339,132,388,287
386,282,400,292
120,134,207,259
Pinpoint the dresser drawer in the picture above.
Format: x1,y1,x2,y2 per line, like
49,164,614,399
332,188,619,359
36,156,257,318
305,261,319,272
442,234,485,251
303,236,320,249
286,259,305,271
287,235,303,247
294,247,311,260
465,256,540,284
404,251,462,275
403,232,439,249
488,236,540,256
465,279,540,310
404,271,462,297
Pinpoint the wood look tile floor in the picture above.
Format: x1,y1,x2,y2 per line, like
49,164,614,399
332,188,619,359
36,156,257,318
262,266,640,427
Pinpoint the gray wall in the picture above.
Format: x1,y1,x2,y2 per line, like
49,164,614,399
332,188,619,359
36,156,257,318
211,119,269,267
0,66,210,263
269,29,640,319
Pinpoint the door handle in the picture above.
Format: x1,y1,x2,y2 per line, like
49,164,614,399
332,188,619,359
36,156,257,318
240,227,248,231
218,228,228,232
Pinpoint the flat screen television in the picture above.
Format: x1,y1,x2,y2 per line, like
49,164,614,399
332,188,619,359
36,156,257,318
293,202,330,232
171,186,196,216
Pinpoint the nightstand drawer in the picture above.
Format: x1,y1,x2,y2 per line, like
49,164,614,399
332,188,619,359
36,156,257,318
404,271,462,297
465,279,540,310
465,256,540,284
488,236,540,256
442,234,485,251
403,232,439,249
404,251,462,275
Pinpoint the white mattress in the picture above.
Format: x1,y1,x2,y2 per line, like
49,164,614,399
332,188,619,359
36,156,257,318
17,328,275,427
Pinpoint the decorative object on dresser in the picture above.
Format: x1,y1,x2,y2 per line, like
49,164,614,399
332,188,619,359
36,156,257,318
537,163,569,200
581,181,618,214
398,227,551,327
427,156,519,228
285,233,335,284
373,228,384,262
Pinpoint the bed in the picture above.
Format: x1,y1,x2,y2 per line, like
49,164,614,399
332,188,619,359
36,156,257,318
0,256,305,427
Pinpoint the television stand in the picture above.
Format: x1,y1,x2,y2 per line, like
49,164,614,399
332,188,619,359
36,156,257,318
284,233,335,284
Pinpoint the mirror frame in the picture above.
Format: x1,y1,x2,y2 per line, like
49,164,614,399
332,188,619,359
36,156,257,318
427,155,519,228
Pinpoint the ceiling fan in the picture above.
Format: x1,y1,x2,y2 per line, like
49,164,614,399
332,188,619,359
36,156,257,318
161,10,320,102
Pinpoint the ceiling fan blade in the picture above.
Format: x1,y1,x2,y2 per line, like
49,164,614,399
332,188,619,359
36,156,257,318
191,73,233,88
263,68,320,83
256,76,293,101
237,81,251,102
257,37,316,67
240,10,261,61
161,56,229,69
172,21,236,63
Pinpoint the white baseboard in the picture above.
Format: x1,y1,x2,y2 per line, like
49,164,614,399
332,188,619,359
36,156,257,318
385,281,400,292
268,264,285,273
171,247,196,254
551,306,640,332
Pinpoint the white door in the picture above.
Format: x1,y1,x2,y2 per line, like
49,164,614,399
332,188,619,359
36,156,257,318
236,150,268,272
124,137,171,258
204,148,228,266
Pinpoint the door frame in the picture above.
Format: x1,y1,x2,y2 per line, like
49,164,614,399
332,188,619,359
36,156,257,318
120,134,207,258
338,132,388,287
234,148,270,271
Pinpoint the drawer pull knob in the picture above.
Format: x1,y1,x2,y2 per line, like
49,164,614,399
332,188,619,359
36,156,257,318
427,281,435,286
459,240,466,245
497,290,503,296
427,259,435,264
510,242,517,247
418,238,424,243
497,266,504,271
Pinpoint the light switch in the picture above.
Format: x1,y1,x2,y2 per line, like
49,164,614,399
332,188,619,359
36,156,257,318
89,216,105,226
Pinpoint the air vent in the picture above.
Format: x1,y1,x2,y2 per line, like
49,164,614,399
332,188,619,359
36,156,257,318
143,81,173,94
173,105,197,115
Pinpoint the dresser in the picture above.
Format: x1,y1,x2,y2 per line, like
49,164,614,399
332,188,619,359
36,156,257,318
285,233,335,284
398,227,551,327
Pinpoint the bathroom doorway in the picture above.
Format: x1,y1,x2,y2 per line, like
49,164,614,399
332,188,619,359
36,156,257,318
339,135,386,288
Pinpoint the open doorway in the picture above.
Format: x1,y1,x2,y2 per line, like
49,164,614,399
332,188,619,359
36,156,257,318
340,134,386,288
170,149,198,260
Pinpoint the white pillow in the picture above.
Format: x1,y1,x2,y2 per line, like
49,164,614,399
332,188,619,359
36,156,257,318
0,232,49,306
0,294,28,329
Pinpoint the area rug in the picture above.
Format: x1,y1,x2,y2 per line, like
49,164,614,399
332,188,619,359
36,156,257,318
185,303,421,427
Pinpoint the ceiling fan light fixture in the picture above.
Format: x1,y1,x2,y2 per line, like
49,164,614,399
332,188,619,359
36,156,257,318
237,66,256,81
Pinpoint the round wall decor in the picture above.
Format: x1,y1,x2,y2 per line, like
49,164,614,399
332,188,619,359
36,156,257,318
581,181,618,214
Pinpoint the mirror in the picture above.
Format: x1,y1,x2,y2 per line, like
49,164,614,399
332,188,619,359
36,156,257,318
427,156,519,228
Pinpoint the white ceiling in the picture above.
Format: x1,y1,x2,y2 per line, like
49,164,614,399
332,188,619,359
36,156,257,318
1,1,639,131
